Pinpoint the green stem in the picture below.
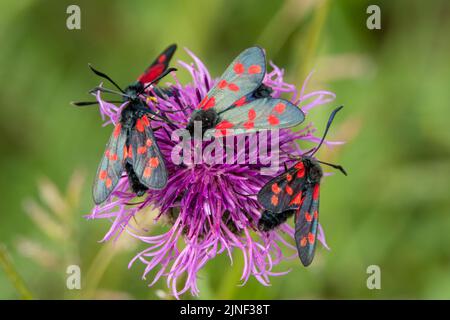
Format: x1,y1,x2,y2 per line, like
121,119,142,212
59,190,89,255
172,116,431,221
81,242,117,299
0,244,33,300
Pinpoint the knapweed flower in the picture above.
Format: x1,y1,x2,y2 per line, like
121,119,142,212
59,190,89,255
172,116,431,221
87,48,340,298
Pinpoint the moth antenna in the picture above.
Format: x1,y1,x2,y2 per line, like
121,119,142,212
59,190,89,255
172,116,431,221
71,101,99,106
317,160,347,176
71,100,123,107
302,148,315,156
89,86,129,98
151,126,163,132
310,105,343,156
88,63,125,93
153,105,191,113
145,110,183,127
145,96,191,114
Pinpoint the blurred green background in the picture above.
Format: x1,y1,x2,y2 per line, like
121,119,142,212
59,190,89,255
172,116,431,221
1,0,450,299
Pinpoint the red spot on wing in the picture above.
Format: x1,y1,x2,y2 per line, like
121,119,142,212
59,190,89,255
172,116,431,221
215,130,229,137
234,96,247,107
294,162,304,170
313,184,320,200
198,95,208,109
136,118,145,132
228,83,239,91
268,114,280,126
243,121,254,130
158,54,166,63
234,62,244,74
248,109,256,121
290,192,303,206
308,232,315,244
138,64,165,83
128,145,133,159
109,153,118,161
300,237,307,247
141,115,150,127
99,170,107,180
285,185,293,195
271,195,279,206
271,183,281,194
105,178,112,188
248,65,262,74
313,210,318,219
215,120,234,130
218,80,228,89
123,146,128,159
202,97,216,110
137,146,147,155
286,173,293,182
113,124,122,138
143,167,152,178
274,103,286,114
295,162,305,178
148,157,159,168
146,139,153,147
305,212,312,222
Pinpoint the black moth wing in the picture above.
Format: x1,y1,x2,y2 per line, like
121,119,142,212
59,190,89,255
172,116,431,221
294,183,320,267
148,44,177,70
129,115,167,190
257,161,308,213
93,124,127,204
138,44,177,84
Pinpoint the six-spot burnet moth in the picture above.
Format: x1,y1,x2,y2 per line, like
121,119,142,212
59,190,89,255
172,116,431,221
72,44,178,204
257,106,347,266
186,46,306,138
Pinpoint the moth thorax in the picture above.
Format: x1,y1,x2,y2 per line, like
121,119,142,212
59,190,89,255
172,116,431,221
120,104,142,129
119,106,134,128
305,158,323,183
253,83,273,99
187,109,219,135
124,81,144,101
